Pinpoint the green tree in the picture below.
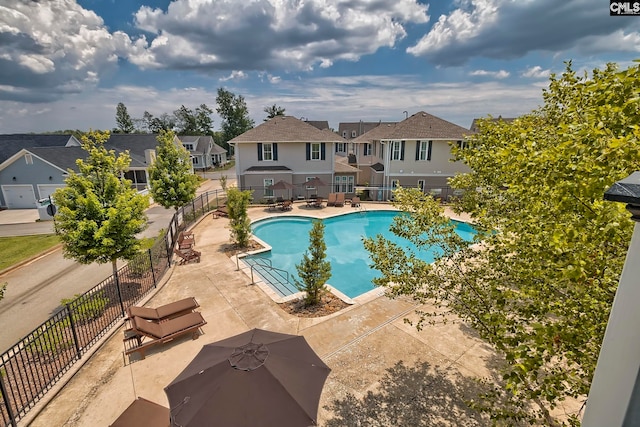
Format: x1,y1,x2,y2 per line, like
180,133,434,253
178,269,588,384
263,104,286,120
141,111,175,133
115,102,135,133
148,130,199,211
216,88,254,153
226,187,253,248
195,104,214,135
364,61,640,426
295,220,332,306
53,130,150,276
174,105,198,135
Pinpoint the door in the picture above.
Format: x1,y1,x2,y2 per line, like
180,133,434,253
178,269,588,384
2,185,37,209
37,184,65,202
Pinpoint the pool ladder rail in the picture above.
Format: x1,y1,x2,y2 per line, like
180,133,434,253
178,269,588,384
241,256,299,297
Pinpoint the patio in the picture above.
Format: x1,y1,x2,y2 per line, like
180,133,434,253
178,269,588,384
25,202,577,426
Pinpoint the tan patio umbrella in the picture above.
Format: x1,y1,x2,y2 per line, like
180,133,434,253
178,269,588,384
165,328,331,427
299,177,328,199
267,179,295,200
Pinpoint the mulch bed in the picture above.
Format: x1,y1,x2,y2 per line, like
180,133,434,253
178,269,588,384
280,292,350,318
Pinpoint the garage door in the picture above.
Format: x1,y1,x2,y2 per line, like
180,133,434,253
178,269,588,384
2,185,37,209
37,184,65,202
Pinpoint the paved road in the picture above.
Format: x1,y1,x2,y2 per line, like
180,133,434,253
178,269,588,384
0,178,232,353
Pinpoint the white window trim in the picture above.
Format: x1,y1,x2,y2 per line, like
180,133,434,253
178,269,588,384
262,143,273,161
264,178,274,198
391,141,401,161
310,143,321,161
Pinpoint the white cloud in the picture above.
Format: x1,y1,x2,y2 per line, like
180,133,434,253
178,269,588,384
407,0,637,66
219,70,248,82
131,0,429,72
0,74,545,133
522,66,550,79
0,0,138,102
469,69,510,79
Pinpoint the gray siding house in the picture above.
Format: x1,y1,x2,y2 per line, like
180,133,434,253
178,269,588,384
0,133,189,209
230,116,345,201
351,111,474,199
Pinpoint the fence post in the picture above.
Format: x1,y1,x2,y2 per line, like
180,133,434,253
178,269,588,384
0,364,17,427
114,270,126,317
148,248,157,287
66,303,82,358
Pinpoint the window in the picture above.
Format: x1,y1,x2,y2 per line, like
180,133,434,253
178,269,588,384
334,175,354,193
183,143,194,151
392,179,400,188
191,157,199,165
391,141,405,161
457,140,468,149
263,143,273,161
306,177,316,190
311,143,320,160
303,142,325,161
364,143,372,156
415,140,432,161
335,142,346,153
257,143,278,161
351,130,357,138
264,178,274,198
417,180,425,191
342,131,347,138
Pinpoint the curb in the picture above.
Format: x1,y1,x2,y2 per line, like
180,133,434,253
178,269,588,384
0,244,63,278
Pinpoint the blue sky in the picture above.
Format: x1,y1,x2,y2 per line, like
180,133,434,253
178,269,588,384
1,0,638,133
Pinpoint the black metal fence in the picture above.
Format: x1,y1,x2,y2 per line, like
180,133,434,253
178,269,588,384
0,189,226,427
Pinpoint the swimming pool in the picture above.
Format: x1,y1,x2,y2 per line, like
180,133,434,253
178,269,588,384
247,210,476,299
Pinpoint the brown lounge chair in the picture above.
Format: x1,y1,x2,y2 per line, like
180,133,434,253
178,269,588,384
214,206,229,217
335,192,345,207
126,297,199,321
326,193,337,206
173,247,201,265
351,196,361,207
280,200,293,211
177,230,195,250
124,312,207,359
109,397,169,427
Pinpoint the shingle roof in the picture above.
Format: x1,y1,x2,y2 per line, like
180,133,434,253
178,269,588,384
105,134,165,166
305,120,330,131
353,112,471,142
27,147,88,172
229,116,344,143
245,165,292,172
0,134,78,164
371,162,384,172
338,122,396,139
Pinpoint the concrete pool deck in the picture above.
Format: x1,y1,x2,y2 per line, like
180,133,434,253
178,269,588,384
25,201,580,426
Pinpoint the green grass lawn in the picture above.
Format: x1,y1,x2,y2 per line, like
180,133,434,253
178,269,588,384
0,235,60,271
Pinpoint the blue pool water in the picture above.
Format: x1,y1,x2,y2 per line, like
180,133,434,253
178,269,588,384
248,210,476,299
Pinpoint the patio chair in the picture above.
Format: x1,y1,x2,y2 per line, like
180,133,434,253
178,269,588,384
280,200,293,211
306,194,318,207
326,193,337,206
351,196,361,207
213,206,229,218
313,196,324,208
123,312,207,360
173,247,201,265
177,230,195,250
109,397,169,427
335,193,345,207
125,297,199,322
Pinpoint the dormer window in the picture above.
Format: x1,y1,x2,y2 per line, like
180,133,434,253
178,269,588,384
184,143,194,151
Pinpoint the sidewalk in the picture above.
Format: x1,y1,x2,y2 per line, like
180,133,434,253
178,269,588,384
25,202,579,426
